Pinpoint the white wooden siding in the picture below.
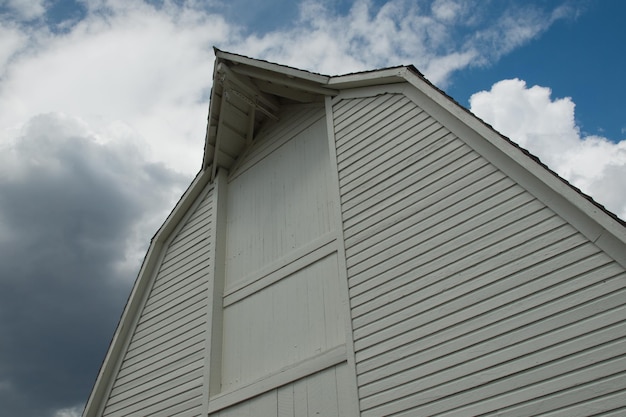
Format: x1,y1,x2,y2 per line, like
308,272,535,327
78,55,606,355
333,93,626,416
101,187,214,417
211,363,354,417
221,253,345,390
221,103,340,386
224,104,335,289
212,102,351,412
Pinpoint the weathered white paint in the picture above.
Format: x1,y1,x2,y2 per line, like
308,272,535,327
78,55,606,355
224,104,335,288
206,102,352,415
100,186,214,417
209,346,347,413
211,362,354,417
333,91,626,416
221,253,345,390
222,232,336,307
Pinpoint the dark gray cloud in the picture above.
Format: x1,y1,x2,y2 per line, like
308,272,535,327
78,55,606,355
0,113,188,417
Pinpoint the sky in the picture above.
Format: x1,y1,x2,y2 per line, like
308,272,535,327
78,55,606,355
0,0,624,416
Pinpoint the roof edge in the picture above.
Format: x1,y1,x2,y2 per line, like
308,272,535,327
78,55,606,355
328,66,409,89
82,168,213,417
214,48,331,84
398,68,626,264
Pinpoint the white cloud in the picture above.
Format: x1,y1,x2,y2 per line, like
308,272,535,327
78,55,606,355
0,22,28,74
233,0,571,85
0,1,236,176
1,0,46,21
470,79,626,220
0,0,572,179
463,4,576,68
431,0,467,23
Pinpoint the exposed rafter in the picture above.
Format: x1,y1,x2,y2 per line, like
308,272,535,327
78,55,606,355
230,64,339,97
214,48,330,84
204,52,343,178
216,63,279,120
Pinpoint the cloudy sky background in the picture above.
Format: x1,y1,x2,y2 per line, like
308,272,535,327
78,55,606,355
0,0,624,416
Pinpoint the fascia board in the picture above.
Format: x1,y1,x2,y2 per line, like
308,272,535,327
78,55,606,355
229,64,338,96
327,67,408,89
152,168,213,240
202,84,221,170
399,70,626,265
215,49,407,91
82,168,213,417
214,49,330,84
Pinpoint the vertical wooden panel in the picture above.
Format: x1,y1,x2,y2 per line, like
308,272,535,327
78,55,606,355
277,384,294,417
224,106,335,288
205,168,229,410
293,378,308,417
221,254,345,390
210,362,354,417
217,390,278,417
216,103,350,406
206,102,356,415
306,366,338,416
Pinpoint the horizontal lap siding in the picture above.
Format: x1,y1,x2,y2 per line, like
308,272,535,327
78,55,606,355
333,93,626,416
102,188,214,417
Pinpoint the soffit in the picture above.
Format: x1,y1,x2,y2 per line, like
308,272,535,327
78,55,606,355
203,51,339,177
202,50,414,178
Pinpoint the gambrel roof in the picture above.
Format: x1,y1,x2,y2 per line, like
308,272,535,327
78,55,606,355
205,49,625,229
82,49,626,417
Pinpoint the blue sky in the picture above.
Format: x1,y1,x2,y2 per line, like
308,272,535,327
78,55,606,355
447,1,625,140
0,1,624,416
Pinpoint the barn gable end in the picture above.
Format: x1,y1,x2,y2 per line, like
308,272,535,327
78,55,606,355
83,51,626,417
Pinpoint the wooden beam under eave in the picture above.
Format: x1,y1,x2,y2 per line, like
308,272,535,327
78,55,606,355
254,79,319,103
214,150,235,168
246,105,256,145
218,123,247,158
230,64,338,96
207,125,218,140
216,63,280,117
215,49,330,84
211,90,228,180
220,97,249,137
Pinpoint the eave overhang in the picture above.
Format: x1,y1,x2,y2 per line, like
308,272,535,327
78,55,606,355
202,49,409,179
203,49,334,179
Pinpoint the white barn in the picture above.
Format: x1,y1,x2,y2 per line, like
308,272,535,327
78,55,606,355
83,50,626,417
